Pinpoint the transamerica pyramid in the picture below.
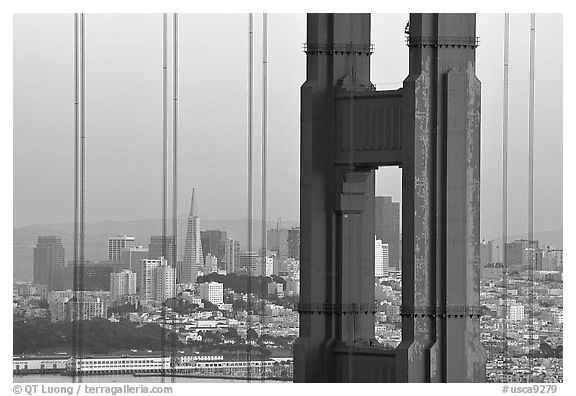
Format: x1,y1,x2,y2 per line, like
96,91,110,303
181,188,203,283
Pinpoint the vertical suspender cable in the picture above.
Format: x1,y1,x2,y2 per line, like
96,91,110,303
173,12,179,291
71,13,86,378
72,13,80,382
247,12,254,381
160,13,168,383
162,13,168,275
502,12,510,383
261,13,267,288
171,14,179,380
80,13,86,296
528,13,536,383
260,12,268,381
167,12,179,382
79,13,87,374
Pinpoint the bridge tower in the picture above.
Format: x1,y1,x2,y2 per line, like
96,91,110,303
294,13,485,382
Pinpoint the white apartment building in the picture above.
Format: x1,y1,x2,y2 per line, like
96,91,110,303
140,257,175,303
156,264,176,302
542,247,563,271
375,238,389,277
199,281,224,305
110,269,137,300
204,253,218,274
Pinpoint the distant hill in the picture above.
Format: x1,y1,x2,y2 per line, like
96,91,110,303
13,217,299,282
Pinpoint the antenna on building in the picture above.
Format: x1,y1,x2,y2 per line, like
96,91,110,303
189,188,196,217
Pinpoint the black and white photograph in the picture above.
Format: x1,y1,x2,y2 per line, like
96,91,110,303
7,1,568,391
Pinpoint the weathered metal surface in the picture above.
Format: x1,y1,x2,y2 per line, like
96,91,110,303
296,13,484,383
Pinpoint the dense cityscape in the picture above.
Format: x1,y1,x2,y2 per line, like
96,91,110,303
13,191,562,382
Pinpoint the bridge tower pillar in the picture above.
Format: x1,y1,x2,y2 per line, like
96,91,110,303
396,13,485,383
294,13,485,383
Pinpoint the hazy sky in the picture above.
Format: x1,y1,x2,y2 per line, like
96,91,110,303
13,13,562,240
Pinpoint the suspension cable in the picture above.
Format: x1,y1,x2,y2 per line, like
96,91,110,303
247,12,254,382
528,13,536,383
502,12,510,383
260,12,268,382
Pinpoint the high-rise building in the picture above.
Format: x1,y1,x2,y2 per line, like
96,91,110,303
83,261,119,291
480,239,493,267
267,225,290,260
258,257,275,277
33,236,65,291
541,247,563,272
204,253,218,274
375,238,389,278
57,260,116,291
505,240,539,272
288,227,301,260
199,281,224,305
239,251,259,275
218,238,240,274
148,236,175,267
110,269,137,300
399,233,402,271
382,244,390,276
375,238,384,278
374,196,400,269
52,266,74,291
155,264,176,303
182,189,203,283
140,257,175,303
200,230,227,261
120,245,148,275
107,235,135,262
